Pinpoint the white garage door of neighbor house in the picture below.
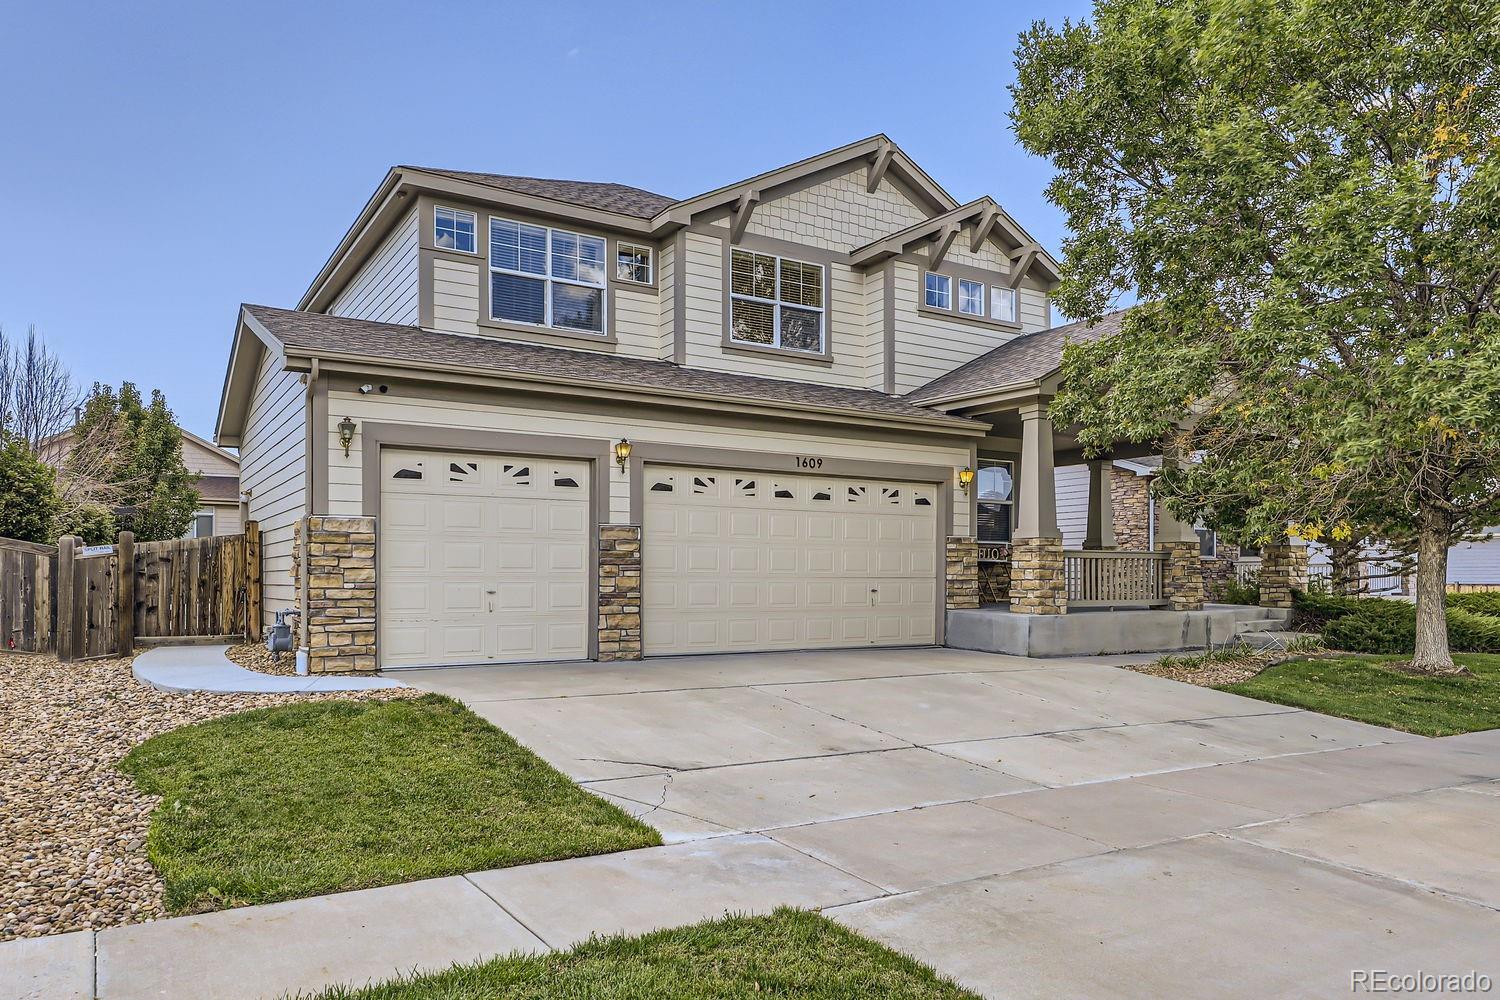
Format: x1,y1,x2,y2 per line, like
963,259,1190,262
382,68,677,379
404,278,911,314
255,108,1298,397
379,450,590,668
643,466,939,655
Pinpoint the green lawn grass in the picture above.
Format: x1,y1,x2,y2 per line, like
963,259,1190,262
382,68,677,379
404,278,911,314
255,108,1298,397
120,694,661,912
1218,653,1500,737
296,909,980,1000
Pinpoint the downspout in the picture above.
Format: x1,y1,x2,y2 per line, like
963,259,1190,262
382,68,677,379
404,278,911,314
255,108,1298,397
1146,471,1156,550
297,357,320,675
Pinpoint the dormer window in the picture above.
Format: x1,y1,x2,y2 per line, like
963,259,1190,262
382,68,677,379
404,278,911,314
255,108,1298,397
489,217,606,334
729,249,824,354
435,207,476,253
991,285,1017,323
616,243,653,284
924,273,951,309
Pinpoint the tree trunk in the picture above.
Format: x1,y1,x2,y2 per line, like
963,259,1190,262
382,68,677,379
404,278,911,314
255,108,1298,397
1330,540,1360,596
1409,502,1457,674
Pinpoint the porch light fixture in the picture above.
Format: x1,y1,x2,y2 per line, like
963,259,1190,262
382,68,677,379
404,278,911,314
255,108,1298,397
337,417,357,457
958,467,976,492
614,438,633,473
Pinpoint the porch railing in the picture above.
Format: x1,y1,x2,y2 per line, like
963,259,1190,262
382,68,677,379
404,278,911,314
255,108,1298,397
1064,549,1167,607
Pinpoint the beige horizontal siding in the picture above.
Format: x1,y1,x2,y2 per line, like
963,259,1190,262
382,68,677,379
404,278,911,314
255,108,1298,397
613,285,663,358
890,263,1027,395
239,347,306,631
330,207,419,325
431,257,481,335
324,390,972,537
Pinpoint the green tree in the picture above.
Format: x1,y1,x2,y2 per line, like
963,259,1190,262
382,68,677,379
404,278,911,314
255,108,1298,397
1012,0,1500,673
73,382,200,542
0,437,61,543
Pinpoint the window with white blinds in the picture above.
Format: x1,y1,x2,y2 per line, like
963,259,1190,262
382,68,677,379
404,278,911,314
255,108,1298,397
729,248,824,353
489,218,606,334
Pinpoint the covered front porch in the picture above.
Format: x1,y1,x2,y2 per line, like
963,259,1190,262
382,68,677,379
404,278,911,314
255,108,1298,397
909,320,1310,655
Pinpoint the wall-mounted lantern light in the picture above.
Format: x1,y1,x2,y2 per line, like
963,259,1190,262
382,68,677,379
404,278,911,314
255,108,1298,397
958,467,976,492
338,417,357,457
614,438,633,473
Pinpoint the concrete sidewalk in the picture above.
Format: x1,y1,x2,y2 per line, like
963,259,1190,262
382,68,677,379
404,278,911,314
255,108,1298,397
132,645,407,694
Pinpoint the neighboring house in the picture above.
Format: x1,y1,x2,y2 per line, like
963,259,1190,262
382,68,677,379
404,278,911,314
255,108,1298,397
38,427,242,538
215,134,1166,669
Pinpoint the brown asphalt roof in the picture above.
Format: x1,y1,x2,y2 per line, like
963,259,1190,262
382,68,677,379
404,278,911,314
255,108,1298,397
905,309,1130,404
410,168,677,219
242,306,981,428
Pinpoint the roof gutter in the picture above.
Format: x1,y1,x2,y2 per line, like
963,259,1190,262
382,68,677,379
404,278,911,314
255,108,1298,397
278,344,989,437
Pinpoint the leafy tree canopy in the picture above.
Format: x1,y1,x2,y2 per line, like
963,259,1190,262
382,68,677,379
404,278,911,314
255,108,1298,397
0,436,61,543
1012,0,1500,670
73,382,200,542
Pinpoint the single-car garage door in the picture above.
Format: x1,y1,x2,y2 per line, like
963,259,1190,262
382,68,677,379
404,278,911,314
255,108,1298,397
379,449,590,667
643,465,938,655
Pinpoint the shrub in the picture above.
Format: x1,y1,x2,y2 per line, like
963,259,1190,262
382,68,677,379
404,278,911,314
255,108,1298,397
1292,591,1393,627
1211,578,1260,605
1448,592,1500,617
1319,603,1500,654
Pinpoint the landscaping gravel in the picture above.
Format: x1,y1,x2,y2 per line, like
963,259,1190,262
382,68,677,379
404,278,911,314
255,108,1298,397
225,641,298,676
0,650,417,942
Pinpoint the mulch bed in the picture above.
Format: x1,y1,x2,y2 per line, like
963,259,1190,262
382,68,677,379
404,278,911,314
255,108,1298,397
1127,646,1341,688
0,651,417,942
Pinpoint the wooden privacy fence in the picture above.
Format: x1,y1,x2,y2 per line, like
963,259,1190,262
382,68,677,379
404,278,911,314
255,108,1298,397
0,537,57,653
0,522,261,661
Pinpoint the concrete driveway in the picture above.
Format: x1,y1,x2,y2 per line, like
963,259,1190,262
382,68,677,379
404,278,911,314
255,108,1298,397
409,647,1500,999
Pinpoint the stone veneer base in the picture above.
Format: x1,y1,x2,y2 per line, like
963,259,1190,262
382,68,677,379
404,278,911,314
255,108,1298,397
945,537,979,610
598,525,642,662
1009,536,1067,615
304,515,377,674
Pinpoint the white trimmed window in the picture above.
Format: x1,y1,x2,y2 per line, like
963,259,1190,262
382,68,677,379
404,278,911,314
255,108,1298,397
729,248,824,353
185,510,214,538
616,243,653,284
958,278,985,316
977,460,1013,544
435,207,476,253
924,272,951,309
489,218,606,334
991,285,1017,323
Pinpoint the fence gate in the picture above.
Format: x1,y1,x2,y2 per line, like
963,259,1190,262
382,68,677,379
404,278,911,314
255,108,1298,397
57,536,122,660
134,533,251,642
0,538,57,653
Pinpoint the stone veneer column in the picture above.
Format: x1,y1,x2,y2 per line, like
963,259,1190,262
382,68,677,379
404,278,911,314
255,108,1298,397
1259,542,1309,609
1159,540,1206,611
1010,401,1068,615
304,515,377,673
945,537,979,609
598,525,642,661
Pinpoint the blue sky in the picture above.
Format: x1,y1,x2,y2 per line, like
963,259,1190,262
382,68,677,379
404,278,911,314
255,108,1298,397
0,0,1092,440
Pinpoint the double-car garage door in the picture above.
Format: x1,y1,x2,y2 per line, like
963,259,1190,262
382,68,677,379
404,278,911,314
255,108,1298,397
378,449,938,667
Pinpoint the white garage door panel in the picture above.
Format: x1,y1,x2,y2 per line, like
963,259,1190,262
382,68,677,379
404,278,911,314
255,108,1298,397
643,467,939,655
379,450,590,668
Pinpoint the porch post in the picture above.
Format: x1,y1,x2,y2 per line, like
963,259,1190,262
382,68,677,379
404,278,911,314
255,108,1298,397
1082,459,1116,550
1154,482,1205,611
1010,401,1067,615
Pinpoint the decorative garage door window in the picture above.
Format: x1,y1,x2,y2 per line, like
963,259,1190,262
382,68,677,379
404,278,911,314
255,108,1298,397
642,467,939,656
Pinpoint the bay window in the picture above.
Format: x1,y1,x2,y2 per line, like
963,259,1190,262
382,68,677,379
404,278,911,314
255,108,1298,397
729,248,824,353
489,218,606,334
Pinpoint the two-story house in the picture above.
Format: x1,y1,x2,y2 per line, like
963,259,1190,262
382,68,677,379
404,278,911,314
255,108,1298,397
215,135,1214,672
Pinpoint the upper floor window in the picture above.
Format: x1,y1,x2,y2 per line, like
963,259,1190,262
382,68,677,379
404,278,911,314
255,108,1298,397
616,243,653,284
991,285,1017,323
729,249,824,354
924,273,951,309
489,218,606,334
958,278,985,316
435,207,476,253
